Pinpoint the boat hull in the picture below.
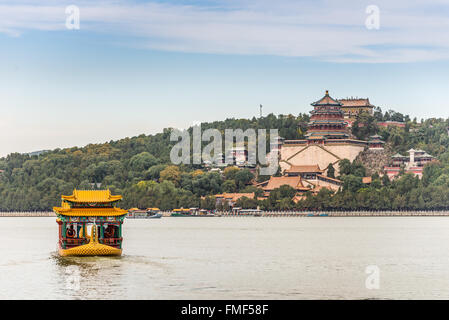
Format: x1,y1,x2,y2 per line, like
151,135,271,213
147,213,162,219
171,213,215,217
128,213,162,219
59,242,122,257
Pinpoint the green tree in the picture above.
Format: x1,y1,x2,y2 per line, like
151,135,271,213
234,169,255,190
327,163,335,178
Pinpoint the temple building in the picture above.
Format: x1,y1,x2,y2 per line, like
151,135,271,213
367,134,385,150
284,165,324,179
283,164,345,193
214,192,255,207
256,171,343,199
302,174,342,192
280,90,367,176
338,98,375,126
378,121,406,128
384,149,436,179
306,90,349,142
256,176,311,197
230,146,248,166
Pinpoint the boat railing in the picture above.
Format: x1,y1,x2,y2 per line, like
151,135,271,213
102,237,123,246
61,238,87,247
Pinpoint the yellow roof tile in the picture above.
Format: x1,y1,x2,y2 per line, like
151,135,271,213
53,207,128,217
62,189,122,203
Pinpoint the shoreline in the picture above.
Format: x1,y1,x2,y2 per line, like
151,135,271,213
2,211,449,217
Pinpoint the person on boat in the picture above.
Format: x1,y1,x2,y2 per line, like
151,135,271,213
104,224,115,238
66,225,76,237
66,224,76,245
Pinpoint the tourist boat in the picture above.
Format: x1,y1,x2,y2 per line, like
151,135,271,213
127,207,162,219
147,208,163,219
127,208,147,219
238,209,263,216
171,208,215,217
53,189,128,256
198,209,215,217
171,208,193,217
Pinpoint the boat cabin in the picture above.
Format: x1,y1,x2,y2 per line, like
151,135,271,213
53,189,127,256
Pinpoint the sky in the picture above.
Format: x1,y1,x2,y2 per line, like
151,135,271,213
0,0,449,156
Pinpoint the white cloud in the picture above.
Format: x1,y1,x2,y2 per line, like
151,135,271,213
0,0,448,62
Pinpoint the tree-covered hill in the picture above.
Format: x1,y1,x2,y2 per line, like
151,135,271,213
1,109,449,211
0,113,308,211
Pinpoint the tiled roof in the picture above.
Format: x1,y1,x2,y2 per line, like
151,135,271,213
62,189,122,203
261,176,310,191
362,177,372,184
420,153,433,158
316,174,343,185
309,120,346,124
285,165,323,173
53,206,128,217
311,90,342,106
339,98,373,108
292,194,307,203
214,193,255,202
392,153,405,158
311,185,334,193
306,132,348,138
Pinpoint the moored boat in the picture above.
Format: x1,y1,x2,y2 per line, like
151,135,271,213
170,208,215,217
171,208,192,217
127,208,147,218
147,208,162,218
53,189,127,256
127,207,162,219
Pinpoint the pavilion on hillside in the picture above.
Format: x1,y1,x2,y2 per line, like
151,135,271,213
306,90,349,143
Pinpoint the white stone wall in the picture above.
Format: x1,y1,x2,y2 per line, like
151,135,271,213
280,143,365,175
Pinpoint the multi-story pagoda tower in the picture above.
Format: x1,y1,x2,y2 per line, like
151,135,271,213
306,90,349,142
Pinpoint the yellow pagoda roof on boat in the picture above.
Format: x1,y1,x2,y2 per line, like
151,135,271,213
61,189,122,203
53,206,128,217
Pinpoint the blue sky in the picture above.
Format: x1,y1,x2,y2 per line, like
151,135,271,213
0,0,448,156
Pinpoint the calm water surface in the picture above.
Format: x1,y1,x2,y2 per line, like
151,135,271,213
1,217,449,299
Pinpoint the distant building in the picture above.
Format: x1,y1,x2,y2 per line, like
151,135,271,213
280,91,367,176
384,149,436,179
338,98,375,126
284,165,324,179
226,146,247,167
362,177,372,184
304,174,342,192
256,176,311,197
214,192,255,207
265,136,284,165
270,136,285,151
306,90,350,142
367,134,385,150
209,168,222,174
378,121,406,128
256,172,342,197
26,150,50,157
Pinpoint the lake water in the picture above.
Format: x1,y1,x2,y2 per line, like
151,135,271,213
1,216,449,299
